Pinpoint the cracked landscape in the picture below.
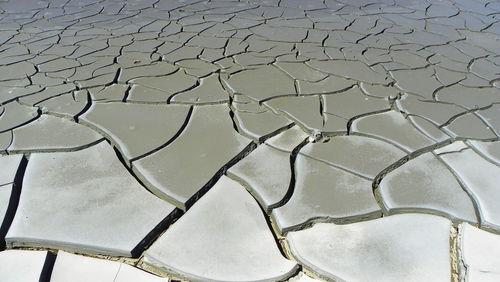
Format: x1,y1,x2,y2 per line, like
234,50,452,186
0,0,499,281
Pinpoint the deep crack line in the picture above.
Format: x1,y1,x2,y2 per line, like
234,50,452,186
0,155,28,250
270,137,309,210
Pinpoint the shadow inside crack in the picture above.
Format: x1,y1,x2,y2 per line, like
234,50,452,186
0,155,28,250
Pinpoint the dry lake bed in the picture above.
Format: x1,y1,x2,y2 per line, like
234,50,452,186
0,0,499,281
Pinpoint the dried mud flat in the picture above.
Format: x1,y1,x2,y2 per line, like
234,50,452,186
0,0,499,281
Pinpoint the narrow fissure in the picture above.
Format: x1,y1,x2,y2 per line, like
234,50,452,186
270,137,309,210
38,251,57,282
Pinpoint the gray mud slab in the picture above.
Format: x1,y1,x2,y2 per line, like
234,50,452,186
143,176,298,281
227,144,292,210
439,146,500,230
0,250,48,282
379,152,477,222
9,114,103,153
459,223,500,281
272,154,381,233
5,142,177,257
300,135,406,179
0,154,22,185
286,214,452,281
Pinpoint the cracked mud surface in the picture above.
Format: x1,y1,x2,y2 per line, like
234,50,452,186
0,0,499,281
